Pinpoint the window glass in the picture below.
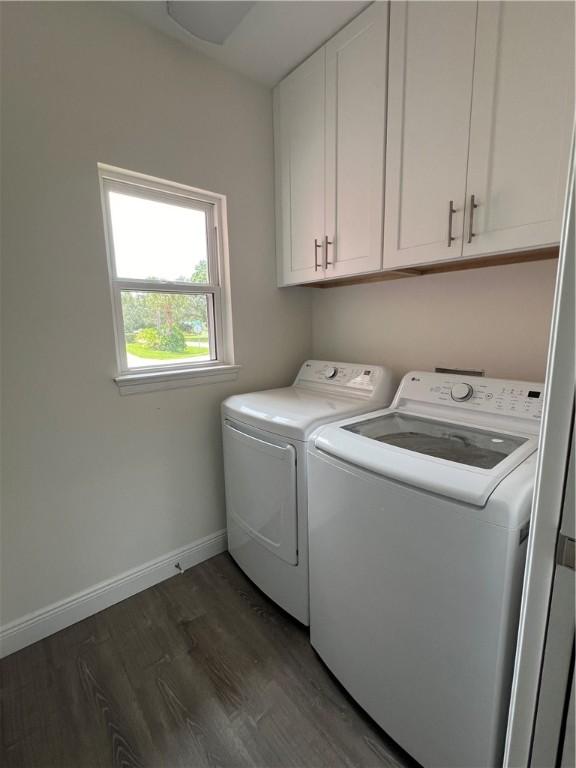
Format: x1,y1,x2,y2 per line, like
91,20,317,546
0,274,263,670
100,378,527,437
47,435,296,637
121,290,213,369
108,191,209,283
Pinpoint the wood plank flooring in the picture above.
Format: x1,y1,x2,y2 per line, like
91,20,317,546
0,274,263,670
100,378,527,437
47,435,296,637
0,553,418,768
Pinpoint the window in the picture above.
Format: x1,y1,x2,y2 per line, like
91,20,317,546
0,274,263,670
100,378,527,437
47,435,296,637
99,165,236,392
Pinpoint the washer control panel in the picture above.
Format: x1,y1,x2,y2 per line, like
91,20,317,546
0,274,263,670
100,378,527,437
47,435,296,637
397,371,544,421
295,360,394,400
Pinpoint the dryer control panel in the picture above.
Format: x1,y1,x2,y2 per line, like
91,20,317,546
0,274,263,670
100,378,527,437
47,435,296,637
295,360,396,402
396,372,544,421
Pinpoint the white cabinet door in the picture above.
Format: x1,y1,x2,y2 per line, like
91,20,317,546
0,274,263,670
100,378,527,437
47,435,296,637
274,48,325,286
383,1,478,269
463,1,575,258
324,2,388,279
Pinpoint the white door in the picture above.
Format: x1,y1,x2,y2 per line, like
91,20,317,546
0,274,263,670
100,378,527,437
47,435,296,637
560,673,575,768
324,2,388,279
530,436,575,768
504,140,574,767
223,422,297,565
383,1,477,269
463,1,575,259
274,48,325,286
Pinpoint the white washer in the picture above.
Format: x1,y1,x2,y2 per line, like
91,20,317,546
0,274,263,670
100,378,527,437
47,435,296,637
308,371,544,768
222,360,396,625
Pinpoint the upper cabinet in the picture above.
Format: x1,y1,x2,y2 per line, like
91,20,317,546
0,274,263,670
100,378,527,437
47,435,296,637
463,1,575,259
275,1,574,285
324,4,389,280
274,3,388,286
383,2,478,268
274,48,326,285
384,0,575,270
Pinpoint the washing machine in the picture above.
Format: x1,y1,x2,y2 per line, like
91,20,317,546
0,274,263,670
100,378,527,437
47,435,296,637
307,371,544,768
222,360,396,625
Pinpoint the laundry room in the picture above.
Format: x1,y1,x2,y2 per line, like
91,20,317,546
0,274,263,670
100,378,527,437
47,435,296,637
0,2,574,768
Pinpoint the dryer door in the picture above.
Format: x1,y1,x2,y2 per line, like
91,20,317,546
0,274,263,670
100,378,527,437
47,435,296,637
223,421,298,565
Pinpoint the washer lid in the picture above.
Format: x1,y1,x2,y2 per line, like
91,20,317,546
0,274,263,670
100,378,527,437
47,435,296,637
314,409,539,506
344,412,528,469
222,387,373,440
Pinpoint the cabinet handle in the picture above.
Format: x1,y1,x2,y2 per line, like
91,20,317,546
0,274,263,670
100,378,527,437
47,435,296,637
447,200,456,247
324,236,334,268
467,194,478,244
314,238,322,271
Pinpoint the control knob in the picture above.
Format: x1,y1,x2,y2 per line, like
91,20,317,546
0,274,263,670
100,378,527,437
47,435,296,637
324,366,338,379
451,382,473,402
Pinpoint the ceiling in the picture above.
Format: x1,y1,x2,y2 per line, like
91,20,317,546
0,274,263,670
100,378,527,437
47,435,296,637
129,1,371,86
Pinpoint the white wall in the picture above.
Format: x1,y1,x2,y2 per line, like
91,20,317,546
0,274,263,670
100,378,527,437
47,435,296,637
312,260,557,383
0,2,312,626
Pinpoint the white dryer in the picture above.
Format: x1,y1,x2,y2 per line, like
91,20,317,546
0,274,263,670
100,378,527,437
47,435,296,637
308,371,544,768
222,360,396,625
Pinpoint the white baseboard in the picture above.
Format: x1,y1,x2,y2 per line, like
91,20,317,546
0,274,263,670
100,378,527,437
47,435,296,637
0,529,227,659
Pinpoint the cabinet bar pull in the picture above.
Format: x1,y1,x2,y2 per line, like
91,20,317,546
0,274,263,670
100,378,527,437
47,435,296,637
467,194,478,244
447,200,456,247
324,236,334,268
314,238,322,271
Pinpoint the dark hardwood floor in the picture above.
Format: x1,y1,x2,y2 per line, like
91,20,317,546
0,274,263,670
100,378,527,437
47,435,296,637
1,553,417,768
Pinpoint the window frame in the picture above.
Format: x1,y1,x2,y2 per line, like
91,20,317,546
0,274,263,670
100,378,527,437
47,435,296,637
98,164,237,391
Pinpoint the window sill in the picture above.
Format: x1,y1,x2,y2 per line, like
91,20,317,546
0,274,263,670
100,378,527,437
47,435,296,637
114,364,241,395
